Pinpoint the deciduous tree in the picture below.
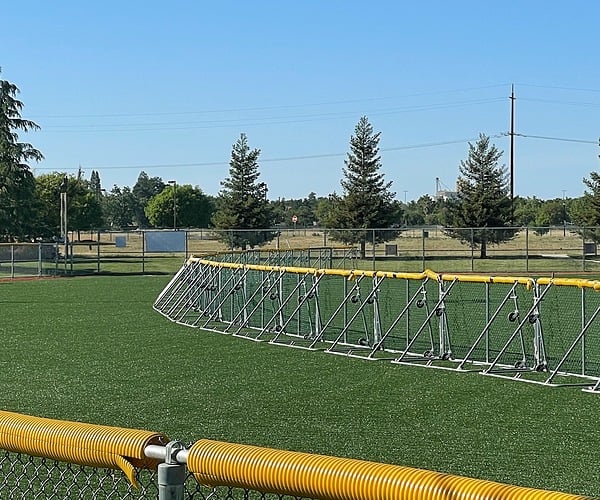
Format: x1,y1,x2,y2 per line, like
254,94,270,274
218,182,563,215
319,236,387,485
145,184,213,229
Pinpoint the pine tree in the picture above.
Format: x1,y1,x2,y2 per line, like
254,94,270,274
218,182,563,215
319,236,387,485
89,170,102,198
212,134,275,249
443,134,516,258
0,71,43,241
569,171,600,242
325,116,398,258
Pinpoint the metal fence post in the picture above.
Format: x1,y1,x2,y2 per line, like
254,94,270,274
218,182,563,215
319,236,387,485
157,441,186,500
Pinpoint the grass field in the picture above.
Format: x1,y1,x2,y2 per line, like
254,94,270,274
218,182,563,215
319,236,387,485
1,274,600,497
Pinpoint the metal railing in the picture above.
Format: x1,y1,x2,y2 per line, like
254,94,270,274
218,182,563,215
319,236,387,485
0,410,590,499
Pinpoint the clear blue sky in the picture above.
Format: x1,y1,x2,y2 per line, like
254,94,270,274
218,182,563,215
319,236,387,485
2,0,599,202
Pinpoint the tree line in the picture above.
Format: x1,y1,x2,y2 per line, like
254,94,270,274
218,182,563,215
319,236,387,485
2,72,600,258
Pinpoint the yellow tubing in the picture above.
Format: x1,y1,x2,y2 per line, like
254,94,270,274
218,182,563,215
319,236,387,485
187,439,591,500
0,410,167,487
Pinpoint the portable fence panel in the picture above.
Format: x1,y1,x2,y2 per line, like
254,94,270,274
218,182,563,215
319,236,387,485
542,280,600,386
441,280,489,363
582,286,600,377
542,283,588,380
155,253,600,391
481,281,538,370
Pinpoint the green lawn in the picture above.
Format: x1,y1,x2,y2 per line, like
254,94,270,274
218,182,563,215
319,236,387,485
1,275,599,497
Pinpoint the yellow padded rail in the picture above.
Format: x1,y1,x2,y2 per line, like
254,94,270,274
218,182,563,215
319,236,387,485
192,257,540,290
0,410,167,486
187,439,590,500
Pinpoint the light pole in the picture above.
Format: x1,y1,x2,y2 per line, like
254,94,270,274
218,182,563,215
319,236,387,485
168,180,177,230
59,176,68,269
562,190,567,237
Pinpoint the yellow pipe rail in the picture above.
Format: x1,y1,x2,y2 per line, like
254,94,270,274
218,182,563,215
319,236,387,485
193,257,541,286
188,439,591,500
191,255,600,292
0,410,167,486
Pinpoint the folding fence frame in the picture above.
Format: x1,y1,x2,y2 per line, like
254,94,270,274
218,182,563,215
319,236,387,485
154,252,600,393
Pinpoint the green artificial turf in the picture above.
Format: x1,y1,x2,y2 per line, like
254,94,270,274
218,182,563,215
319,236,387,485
1,275,599,497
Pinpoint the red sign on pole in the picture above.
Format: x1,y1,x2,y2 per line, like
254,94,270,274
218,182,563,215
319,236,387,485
292,215,298,223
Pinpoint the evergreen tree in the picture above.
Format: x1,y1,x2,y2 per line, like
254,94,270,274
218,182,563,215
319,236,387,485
442,134,516,258
571,172,600,242
0,71,43,241
89,170,102,198
212,133,276,249
324,116,398,257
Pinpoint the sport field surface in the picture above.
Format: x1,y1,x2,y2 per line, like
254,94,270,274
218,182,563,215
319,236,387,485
1,275,599,497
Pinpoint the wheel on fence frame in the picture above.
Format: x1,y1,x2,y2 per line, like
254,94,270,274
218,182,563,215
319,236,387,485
269,292,278,300
366,297,375,304
528,314,539,324
514,360,527,369
508,311,519,322
358,337,369,347
307,292,314,299
535,362,548,372
416,299,425,308
441,352,452,361
423,350,434,358
298,295,305,303
435,308,443,317
350,295,360,304
274,324,282,332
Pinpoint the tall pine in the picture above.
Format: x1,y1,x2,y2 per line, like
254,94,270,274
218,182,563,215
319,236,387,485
443,134,516,258
325,116,398,258
212,133,275,249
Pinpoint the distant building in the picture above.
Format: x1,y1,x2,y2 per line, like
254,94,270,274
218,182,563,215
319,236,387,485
435,177,457,201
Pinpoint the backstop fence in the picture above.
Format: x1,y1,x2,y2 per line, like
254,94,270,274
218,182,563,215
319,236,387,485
0,410,591,499
154,250,600,393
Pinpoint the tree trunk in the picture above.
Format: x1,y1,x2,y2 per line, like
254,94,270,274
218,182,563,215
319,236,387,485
360,239,366,259
480,238,487,259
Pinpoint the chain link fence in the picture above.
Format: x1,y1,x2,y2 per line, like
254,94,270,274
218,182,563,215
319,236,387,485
0,431,590,500
2,226,599,279
0,451,300,499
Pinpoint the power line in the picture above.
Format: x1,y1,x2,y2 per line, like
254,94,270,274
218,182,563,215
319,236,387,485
515,83,600,93
515,133,597,144
519,97,600,108
29,84,510,120
34,136,492,172
35,98,506,133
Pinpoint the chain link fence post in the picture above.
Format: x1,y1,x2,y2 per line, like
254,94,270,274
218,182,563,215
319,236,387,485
157,441,186,500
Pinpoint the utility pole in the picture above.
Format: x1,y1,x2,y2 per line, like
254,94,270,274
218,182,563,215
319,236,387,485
509,84,515,224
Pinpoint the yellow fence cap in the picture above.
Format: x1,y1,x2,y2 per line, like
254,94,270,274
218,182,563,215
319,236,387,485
0,410,168,487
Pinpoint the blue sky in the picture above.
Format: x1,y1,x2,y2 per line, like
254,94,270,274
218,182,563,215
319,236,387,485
2,0,599,202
